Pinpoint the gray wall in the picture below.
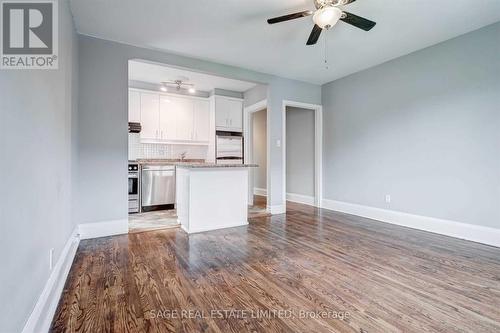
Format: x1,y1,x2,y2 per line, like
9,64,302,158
244,84,268,107
266,78,321,207
0,0,79,331
286,107,315,197
77,35,321,224
252,109,267,190
322,22,500,229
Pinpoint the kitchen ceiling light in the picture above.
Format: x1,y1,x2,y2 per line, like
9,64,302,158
313,6,342,29
161,79,196,93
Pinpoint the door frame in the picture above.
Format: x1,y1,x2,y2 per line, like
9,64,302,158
282,100,323,208
243,99,268,207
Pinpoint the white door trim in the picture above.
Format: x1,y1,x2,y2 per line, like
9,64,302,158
282,100,323,208
243,99,268,208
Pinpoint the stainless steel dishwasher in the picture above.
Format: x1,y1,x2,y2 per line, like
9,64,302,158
141,165,175,211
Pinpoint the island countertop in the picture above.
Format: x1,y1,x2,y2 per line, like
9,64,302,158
134,159,257,168
175,163,258,168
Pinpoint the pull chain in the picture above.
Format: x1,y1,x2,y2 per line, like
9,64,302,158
324,31,329,70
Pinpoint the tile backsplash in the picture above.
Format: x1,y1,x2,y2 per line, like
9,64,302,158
128,133,209,160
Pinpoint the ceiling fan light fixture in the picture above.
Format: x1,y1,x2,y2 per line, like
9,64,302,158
160,85,167,92
313,6,342,29
188,87,196,94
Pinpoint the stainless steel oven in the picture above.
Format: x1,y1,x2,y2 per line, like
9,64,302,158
128,163,139,213
216,131,243,164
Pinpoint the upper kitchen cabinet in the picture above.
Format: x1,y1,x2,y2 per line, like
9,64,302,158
139,92,160,141
159,95,177,141
132,89,212,144
193,100,210,142
172,96,194,141
215,96,243,132
128,90,141,123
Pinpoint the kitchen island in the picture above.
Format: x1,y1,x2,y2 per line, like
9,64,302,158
175,163,257,234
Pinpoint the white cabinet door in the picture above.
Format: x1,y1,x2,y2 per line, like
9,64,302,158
140,92,159,140
193,99,210,142
215,96,228,128
128,90,141,123
172,96,194,141
226,99,243,131
215,96,243,131
159,96,177,141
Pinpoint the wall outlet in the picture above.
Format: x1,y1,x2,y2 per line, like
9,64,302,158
49,248,55,270
385,194,391,204
276,139,281,148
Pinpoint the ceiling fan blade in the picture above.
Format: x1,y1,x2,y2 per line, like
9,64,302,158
340,11,376,31
267,10,313,24
306,24,322,45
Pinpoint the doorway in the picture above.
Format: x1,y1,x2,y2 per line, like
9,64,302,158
286,107,315,205
248,108,268,217
282,101,323,208
243,99,270,216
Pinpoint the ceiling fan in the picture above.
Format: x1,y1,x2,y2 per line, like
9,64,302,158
160,79,196,93
267,0,376,45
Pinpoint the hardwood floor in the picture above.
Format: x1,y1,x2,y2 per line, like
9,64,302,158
51,202,500,332
248,195,271,219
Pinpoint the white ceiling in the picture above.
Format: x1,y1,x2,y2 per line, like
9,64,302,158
129,60,257,93
70,0,500,84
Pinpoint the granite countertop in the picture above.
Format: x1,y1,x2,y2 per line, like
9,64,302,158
175,163,258,168
133,159,257,168
135,159,204,165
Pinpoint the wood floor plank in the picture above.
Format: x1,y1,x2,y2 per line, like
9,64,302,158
51,201,500,333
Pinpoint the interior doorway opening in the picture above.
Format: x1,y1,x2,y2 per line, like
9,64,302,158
282,100,323,208
285,107,315,205
243,99,271,217
248,108,269,217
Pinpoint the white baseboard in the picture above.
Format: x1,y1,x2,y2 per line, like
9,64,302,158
78,219,128,240
268,204,286,215
254,187,267,196
286,192,315,206
22,228,80,333
322,199,500,248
